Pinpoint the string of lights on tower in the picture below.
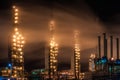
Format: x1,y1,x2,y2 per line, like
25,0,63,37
74,31,80,79
48,20,58,79
8,5,25,78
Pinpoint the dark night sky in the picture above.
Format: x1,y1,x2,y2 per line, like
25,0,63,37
0,0,120,72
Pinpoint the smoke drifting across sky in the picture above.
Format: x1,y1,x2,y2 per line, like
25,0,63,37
1,0,118,71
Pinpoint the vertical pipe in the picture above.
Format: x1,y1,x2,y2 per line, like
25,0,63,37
110,36,113,58
98,36,101,58
103,33,105,57
106,39,108,58
116,38,119,59
103,33,107,57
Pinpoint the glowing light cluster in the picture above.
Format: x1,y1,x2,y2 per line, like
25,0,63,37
49,20,58,78
12,28,24,48
13,6,19,24
9,6,25,78
74,31,80,79
11,27,25,78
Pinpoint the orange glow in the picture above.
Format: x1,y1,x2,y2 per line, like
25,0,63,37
14,28,18,31
49,20,58,77
15,9,18,12
15,17,18,20
19,34,21,37
18,48,22,51
21,37,24,39
11,5,25,78
111,57,114,61
17,37,20,40
13,35,16,38
15,13,18,16
13,43,16,46
14,20,18,24
13,39,16,42
13,6,16,9
15,32,19,35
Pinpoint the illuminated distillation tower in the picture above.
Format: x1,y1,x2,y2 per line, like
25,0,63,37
74,31,80,79
8,6,25,78
49,20,58,78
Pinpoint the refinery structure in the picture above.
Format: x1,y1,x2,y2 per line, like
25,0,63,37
71,31,81,80
8,6,25,79
1,4,120,80
48,20,58,79
88,33,120,80
0,6,25,80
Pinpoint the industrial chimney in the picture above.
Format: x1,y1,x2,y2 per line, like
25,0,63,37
98,36,101,58
110,36,113,58
103,33,107,57
116,38,119,59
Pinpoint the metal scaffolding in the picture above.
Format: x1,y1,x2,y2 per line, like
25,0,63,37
74,31,80,79
48,20,58,79
8,5,25,78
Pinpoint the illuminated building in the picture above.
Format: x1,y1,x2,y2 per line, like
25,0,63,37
71,31,81,79
8,6,25,78
89,54,96,72
47,20,58,79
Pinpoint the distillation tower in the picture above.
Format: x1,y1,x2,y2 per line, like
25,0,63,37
73,31,81,79
8,6,25,78
48,20,58,79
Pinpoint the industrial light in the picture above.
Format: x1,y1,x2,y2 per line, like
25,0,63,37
8,63,12,67
13,6,16,9
15,9,18,12
48,20,58,79
111,57,114,61
9,5,25,78
74,31,80,79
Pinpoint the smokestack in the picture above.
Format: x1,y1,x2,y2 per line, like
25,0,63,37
98,36,101,58
110,36,113,58
116,38,119,59
103,33,107,57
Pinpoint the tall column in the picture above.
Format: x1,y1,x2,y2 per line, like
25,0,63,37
110,36,113,58
48,20,58,79
103,33,107,57
74,31,80,80
116,38,119,59
98,36,101,58
8,5,25,78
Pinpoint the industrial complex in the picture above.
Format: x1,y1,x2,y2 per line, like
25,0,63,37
0,4,120,80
